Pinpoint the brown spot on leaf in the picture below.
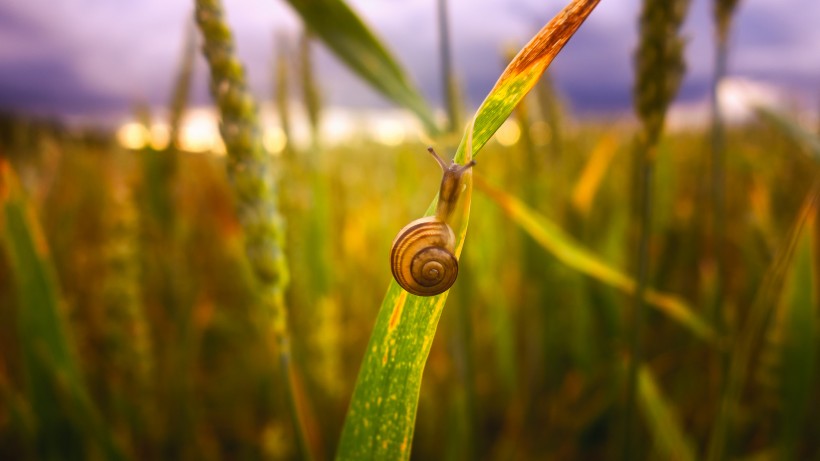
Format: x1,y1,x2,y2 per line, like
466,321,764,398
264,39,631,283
388,291,407,331
494,0,599,91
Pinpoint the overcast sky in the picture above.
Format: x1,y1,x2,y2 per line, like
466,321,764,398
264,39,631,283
0,0,818,124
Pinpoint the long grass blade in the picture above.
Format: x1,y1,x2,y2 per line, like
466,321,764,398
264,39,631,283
757,108,820,161
637,364,696,461
571,132,620,216
336,1,600,459
775,213,817,458
283,0,438,134
474,174,717,342
707,180,820,461
335,171,473,460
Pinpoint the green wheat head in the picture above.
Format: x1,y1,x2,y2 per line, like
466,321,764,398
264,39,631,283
101,182,153,392
194,0,289,326
634,0,690,146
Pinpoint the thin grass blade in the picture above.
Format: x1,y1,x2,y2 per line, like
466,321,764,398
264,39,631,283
707,180,820,461
474,174,717,342
571,132,620,216
337,1,601,459
757,107,820,161
776,213,817,458
283,0,438,134
637,364,696,461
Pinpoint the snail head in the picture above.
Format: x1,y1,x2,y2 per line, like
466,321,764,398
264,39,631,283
427,147,475,221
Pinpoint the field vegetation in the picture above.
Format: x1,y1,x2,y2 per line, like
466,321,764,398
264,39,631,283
1,0,818,459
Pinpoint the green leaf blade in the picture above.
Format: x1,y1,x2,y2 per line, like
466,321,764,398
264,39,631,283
284,0,439,134
336,289,445,459
707,182,820,461
337,174,473,461
638,365,697,461
474,174,717,342
337,1,601,458
777,212,818,457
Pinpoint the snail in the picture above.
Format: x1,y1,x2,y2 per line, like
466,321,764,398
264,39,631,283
390,147,475,296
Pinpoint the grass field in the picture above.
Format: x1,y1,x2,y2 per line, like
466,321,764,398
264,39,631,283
1,0,819,459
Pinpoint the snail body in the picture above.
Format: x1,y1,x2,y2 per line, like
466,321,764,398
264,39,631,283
390,148,475,296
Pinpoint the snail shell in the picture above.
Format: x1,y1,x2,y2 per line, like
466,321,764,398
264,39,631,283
390,217,458,296
389,147,474,296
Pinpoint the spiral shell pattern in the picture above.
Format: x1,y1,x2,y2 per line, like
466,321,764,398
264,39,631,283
390,217,458,296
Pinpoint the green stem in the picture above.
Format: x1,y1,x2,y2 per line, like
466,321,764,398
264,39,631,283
437,0,459,132
279,334,313,461
623,139,654,461
534,73,564,161
705,26,731,461
710,32,728,335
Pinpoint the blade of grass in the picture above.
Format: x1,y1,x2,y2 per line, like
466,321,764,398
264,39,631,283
335,171,473,460
753,106,820,458
637,364,696,461
756,108,820,161
283,0,438,134
336,1,600,459
776,213,817,459
474,174,717,342
570,131,620,216
708,0,742,337
436,0,462,133
707,180,820,461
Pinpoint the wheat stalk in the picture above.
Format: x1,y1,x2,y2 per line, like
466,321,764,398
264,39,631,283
633,0,689,147
625,0,691,458
193,1,313,458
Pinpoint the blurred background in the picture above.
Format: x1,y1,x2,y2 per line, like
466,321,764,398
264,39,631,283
1,0,819,460
1,0,819,136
